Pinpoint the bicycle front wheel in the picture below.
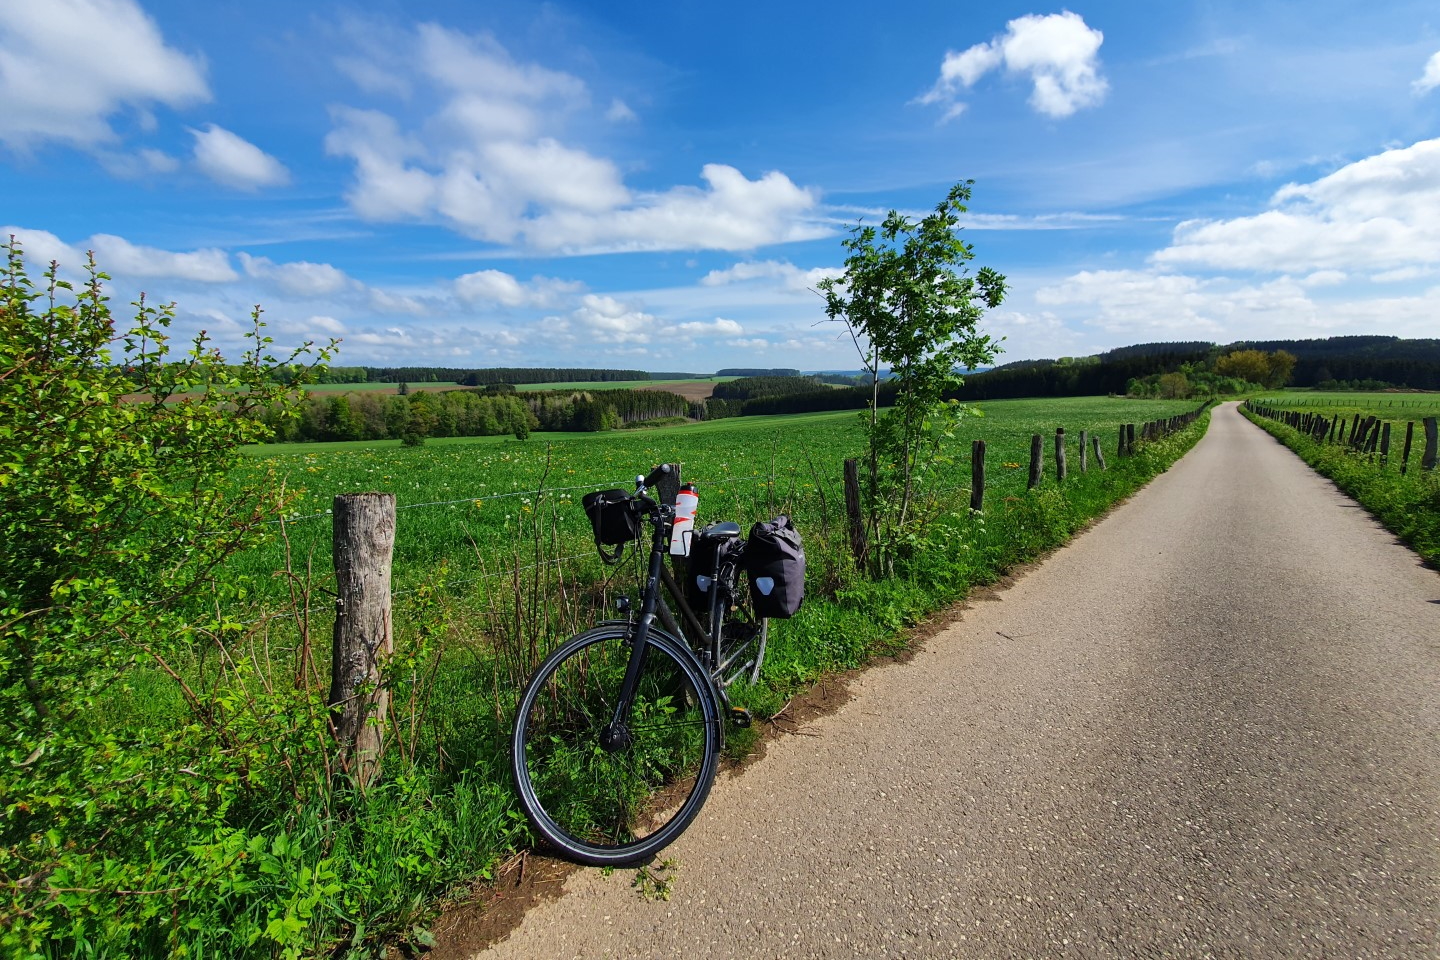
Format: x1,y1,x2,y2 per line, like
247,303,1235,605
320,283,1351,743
511,625,722,866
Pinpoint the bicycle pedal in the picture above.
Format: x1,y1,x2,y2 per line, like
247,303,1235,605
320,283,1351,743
728,706,753,728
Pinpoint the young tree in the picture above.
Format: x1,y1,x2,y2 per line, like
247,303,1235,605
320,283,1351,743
817,181,1006,575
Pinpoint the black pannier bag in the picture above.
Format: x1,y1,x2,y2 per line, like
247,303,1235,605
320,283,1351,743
582,489,639,563
687,525,743,609
745,515,805,619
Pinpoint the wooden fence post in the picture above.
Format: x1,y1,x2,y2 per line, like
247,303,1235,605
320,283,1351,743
1054,427,1067,482
1092,435,1106,471
1401,421,1414,475
970,440,985,513
1079,430,1089,473
843,459,868,572
329,492,396,790
1126,423,1137,456
1028,434,1043,489
1117,425,1127,458
1423,417,1438,471
1380,423,1391,466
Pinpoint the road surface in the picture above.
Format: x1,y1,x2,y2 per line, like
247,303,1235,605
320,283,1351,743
480,402,1440,959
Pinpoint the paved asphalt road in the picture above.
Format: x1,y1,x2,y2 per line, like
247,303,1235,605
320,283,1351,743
482,403,1440,959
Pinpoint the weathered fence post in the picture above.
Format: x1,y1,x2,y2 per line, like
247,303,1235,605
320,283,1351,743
1401,421,1415,475
1380,422,1391,466
1079,430,1089,473
1054,428,1067,482
329,492,396,790
655,462,681,506
1028,434,1043,489
1118,425,1127,458
970,440,985,513
1423,417,1438,471
1126,423,1137,456
843,459,868,572
1092,435,1106,471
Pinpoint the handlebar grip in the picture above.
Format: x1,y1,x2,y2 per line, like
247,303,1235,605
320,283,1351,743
640,463,671,490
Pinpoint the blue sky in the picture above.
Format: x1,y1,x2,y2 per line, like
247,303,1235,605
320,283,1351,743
3,1,1439,372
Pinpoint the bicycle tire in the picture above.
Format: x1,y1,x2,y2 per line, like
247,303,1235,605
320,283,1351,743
511,625,722,866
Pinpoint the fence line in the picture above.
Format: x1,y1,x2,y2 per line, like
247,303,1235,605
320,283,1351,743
1243,401,1438,474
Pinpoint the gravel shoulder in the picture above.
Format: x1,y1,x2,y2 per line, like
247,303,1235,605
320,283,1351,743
464,402,1440,959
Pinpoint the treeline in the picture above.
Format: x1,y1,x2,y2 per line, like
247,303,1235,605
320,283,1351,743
705,375,842,419
526,388,692,432
264,390,536,444
715,367,800,377
260,386,696,444
270,366,706,386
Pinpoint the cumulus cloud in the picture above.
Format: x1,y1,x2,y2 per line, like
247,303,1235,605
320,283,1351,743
190,124,290,190
326,24,823,253
454,269,583,308
919,11,1107,120
568,294,657,344
1415,50,1440,95
700,259,842,292
238,253,354,296
1153,137,1440,275
0,0,209,149
4,226,236,283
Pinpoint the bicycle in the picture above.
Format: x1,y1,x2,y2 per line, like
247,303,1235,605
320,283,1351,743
510,464,773,866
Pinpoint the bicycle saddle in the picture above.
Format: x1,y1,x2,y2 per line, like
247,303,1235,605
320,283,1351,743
699,521,741,539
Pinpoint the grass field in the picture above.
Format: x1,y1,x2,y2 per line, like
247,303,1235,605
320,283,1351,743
232,397,1198,610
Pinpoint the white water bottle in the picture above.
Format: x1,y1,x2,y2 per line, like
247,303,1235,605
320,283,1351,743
670,483,698,556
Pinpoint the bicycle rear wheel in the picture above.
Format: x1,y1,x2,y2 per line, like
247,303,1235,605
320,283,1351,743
511,625,722,866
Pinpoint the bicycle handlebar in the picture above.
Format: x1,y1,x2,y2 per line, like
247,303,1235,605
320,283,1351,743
638,463,671,491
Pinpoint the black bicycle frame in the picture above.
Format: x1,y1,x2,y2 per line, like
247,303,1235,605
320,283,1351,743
605,496,668,737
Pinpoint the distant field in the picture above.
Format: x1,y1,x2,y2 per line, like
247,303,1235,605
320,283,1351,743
513,377,732,400
298,378,731,400
303,381,463,394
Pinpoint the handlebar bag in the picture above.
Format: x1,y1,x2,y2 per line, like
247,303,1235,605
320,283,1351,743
745,515,805,619
582,489,640,546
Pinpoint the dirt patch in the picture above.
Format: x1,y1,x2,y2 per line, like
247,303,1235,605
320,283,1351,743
640,381,717,402
412,853,577,960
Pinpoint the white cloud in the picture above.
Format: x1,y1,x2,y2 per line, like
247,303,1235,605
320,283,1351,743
606,99,638,122
920,12,1107,120
1414,50,1440,95
671,318,744,337
326,25,822,253
239,253,354,296
190,124,289,190
305,315,347,335
568,294,656,344
454,269,583,308
5,228,239,283
701,259,842,292
87,234,237,283
0,0,209,150
1153,137,1440,274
